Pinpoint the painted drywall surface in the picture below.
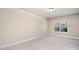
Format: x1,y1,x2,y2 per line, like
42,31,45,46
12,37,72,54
48,14,79,38
0,9,47,46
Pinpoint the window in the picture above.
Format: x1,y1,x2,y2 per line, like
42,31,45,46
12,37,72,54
54,21,68,32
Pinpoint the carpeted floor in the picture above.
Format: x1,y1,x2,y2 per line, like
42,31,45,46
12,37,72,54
2,36,79,50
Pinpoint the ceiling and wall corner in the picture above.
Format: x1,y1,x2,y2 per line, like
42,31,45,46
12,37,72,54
19,8,79,19
19,8,47,19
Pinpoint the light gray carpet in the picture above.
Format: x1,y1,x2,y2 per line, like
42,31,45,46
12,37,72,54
2,36,79,50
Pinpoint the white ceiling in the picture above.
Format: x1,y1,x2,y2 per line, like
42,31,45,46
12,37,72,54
21,8,79,18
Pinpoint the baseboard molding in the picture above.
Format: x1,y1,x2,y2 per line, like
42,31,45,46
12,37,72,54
0,35,46,49
49,34,79,40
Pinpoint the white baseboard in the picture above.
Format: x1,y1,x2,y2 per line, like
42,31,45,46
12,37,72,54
0,35,46,49
49,34,79,40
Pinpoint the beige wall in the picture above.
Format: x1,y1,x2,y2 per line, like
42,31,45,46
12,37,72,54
48,14,79,38
0,8,47,46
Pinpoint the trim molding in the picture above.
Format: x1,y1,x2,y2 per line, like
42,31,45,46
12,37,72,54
49,34,79,40
0,35,46,49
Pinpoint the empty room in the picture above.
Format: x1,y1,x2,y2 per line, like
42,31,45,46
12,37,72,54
0,8,79,50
